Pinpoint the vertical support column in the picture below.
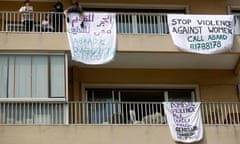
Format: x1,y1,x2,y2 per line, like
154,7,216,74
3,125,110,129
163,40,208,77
73,66,81,101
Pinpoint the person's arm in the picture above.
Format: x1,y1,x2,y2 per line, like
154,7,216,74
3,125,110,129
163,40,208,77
41,20,46,29
64,9,68,17
19,6,25,12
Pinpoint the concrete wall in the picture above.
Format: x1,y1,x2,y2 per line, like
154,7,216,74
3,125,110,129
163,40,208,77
70,67,239,102
0,33,239,102
0,33,68,51
0,0,239,14
0,1,71,11
1,125,240,144
1,33,236,102
1,33,240,53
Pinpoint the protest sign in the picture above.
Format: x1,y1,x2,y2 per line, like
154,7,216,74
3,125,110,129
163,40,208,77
168,14,234,54
66,12,116,64
164,102,203,143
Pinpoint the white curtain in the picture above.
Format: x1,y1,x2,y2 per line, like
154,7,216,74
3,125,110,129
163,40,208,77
0,56,8,98
50,55,65,97
2,55,65,99
8,56,15,98
32,56,48,98
15,56,31,98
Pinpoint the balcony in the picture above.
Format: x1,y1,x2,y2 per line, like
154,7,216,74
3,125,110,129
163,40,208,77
1,11,240,34
0,101,240,125
0,101,240,144
0,11,170,34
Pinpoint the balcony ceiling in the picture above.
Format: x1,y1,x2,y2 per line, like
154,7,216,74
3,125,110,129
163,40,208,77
71,53,240,70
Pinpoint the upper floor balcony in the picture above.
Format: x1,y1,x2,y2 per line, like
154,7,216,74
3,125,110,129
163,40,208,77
1,11,240,34
1,11,240,53
0,11,170,34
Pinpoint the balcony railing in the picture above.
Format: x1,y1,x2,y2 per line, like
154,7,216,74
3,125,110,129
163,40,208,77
1,11,240,34
0,101,67,125
0,11,168,34
0,101,240,125
0,11,65,32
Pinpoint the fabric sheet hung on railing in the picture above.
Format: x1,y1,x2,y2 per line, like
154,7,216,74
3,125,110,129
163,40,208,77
66,12,117,64
163,102,203,143
167,14,234,54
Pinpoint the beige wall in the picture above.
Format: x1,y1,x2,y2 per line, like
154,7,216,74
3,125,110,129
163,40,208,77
0,0,239,14
0,33,239,102
0,1,72,11
200,85,238,102
1,33,240,53
1,125,240,144
0,33,69,51
1,33,237,102
70,67,239,102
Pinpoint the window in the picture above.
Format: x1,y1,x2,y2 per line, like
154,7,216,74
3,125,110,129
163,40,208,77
229,8,240,34
0,54,66,99
0,54,67,124
85,87,195,124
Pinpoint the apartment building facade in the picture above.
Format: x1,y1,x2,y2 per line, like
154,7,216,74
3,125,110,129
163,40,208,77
0,0,240,144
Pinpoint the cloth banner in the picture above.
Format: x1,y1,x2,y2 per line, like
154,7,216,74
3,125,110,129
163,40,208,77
66,12,116,64
163,102,203,143
167,14,234,54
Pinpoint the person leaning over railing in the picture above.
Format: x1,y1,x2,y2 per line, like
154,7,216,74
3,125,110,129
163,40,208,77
64,1,85,28
19,0,34,32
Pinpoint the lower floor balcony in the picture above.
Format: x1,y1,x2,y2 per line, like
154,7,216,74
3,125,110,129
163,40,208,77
0,101,239,125
1,101,240,144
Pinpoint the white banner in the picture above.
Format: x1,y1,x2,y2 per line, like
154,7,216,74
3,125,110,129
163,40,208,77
163,102,203,143
168,14,234,54
66,12,116,65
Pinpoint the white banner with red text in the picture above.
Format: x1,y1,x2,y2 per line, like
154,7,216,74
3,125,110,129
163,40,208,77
163,102,203,143
167,14,234,54
66,12,116,65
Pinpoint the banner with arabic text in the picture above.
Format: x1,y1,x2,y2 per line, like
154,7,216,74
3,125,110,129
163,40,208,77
66,12,116,64
163,102,203,143
168,14,234,54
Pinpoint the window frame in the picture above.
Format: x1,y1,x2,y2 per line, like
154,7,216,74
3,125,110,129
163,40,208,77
82,83,200,102
228,6,240,35
0,53,68,102
82,83,199,124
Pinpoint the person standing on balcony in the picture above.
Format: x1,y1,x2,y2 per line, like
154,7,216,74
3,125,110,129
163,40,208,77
64,1,84,28
19,0,34,32
52,0,64,32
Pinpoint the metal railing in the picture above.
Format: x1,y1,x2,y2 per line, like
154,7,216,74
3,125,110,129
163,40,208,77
69,101,166,125
0,11,65,32
1,101,240,125
201,102,240,125
0,11,169,34
0,101,67,125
